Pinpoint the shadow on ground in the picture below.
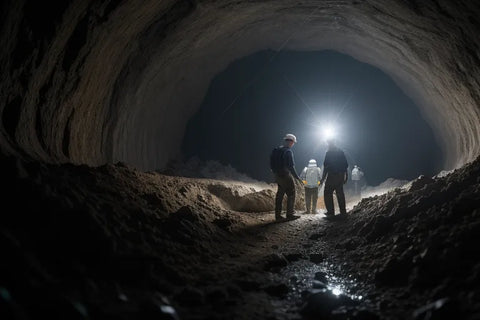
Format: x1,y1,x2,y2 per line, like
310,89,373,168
1,155,479,319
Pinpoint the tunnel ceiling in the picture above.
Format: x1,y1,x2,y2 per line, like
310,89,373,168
1,0,479,172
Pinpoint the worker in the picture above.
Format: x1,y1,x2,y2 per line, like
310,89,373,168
351,165,364,197
300,159,322,214
320,138,348,218
270,134,302,221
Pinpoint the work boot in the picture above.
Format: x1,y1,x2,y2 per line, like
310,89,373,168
276,215,285,221
323,215,334,221
286,213,300,220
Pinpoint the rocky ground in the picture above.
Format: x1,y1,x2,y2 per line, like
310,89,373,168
1,155,479,320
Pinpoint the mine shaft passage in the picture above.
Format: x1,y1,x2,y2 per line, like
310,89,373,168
1,1,479,172
182,50,443,187
1,1,480,319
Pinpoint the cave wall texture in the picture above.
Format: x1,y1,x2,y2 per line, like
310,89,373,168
1,0,479,172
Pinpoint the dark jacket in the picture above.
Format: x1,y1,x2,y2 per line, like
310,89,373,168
323,147,348,175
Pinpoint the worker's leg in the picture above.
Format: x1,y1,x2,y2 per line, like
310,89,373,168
311,187,319,213
305,187,312,213
324,180,335,216
335,182,347,215
285,175,296,216
275,175,287,218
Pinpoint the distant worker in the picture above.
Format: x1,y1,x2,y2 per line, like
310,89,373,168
320,138,349,218
300,159,322,214
351,165,364,197
270,134,302,221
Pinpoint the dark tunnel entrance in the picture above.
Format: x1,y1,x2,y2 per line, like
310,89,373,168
181,50,443,186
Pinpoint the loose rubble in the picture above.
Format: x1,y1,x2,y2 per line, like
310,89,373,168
1,155,479,319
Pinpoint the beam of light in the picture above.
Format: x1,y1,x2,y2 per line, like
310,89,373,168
334,93,353,123
283,75,319,121
219,5,322,117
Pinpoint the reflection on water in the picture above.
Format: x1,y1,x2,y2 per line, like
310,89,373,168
281,260,364,303
326,283,363,301
326,275,363,301
330,286,342,296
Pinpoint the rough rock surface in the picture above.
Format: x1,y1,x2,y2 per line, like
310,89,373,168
1,155,479,319
1,0,480,170
1,2,480,319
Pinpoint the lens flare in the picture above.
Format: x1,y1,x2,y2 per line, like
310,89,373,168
323,125,336,140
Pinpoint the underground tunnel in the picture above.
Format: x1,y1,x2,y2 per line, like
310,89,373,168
180,49,443,185
1,1,480,319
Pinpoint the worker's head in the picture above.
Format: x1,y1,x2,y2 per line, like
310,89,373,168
354,165,358,169
326,138,336,148
283,133,297,147
308,159,317,167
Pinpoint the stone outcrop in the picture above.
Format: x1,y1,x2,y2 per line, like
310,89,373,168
1,0,480,171
1,152,480,318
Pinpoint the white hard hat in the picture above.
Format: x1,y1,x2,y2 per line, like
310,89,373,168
284,133,297,143
308,159,317,166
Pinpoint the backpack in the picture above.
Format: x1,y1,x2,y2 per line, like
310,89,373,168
270,146,287,174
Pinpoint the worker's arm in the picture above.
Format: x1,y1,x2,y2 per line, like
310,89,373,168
320,169,327,184
285,150,302,181
300,167,307,179
300,168,308,185
317,167,322,185
289,167,302,181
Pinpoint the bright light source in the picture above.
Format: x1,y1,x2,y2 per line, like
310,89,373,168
322,125,336,140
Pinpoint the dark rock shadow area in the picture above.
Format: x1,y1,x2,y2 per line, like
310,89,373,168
1,155,479,320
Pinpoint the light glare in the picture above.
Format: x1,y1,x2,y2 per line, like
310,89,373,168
331,286,342,296
323,125,336,140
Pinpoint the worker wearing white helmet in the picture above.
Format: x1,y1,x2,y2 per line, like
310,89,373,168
270,133,302,221
300,159,322,214
351,165,364,197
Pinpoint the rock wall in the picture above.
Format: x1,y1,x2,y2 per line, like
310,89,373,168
1,0,479,171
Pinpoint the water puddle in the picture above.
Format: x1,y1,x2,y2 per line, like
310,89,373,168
279,260,363,301
271,258,368,318
324,271,363,301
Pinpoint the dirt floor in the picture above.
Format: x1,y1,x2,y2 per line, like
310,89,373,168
1,155,480,320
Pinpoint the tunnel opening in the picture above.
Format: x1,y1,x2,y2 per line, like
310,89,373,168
1,1,480,319
180,49,443,187
1,1,478,173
